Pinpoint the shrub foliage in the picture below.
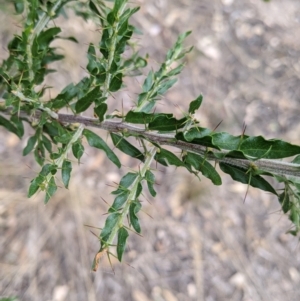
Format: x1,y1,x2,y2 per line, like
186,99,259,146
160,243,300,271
0,0,300,270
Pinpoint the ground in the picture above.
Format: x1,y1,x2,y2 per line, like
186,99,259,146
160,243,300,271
1,1,300,301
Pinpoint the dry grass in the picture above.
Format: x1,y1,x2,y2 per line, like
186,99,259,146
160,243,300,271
1,0,300,300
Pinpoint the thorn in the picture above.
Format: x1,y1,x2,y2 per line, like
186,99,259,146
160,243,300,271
242,122,247,138
84,224,102,230
212,120,223,132
141,209,154,219
125,262,136,270
89,230,100,239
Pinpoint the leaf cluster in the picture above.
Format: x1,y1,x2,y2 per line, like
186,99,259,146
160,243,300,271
0,0,299,272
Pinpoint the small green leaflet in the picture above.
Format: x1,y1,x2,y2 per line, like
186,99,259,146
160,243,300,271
109,73,123,92
278,191,291,214
100,212,120,241
212,132,245,151
39,164,53,177
113,0,126,15
125,111,172,124
44,177,57,204
240,136,300,159
10,115,24,137
219,163,277,195
129,201,142,233
62,160,72,189
184,152,222,185
117,227,129,262
109,191,129,212
75,86,101,113
84,129,121,168
145,170,156,197
289,207,300,229
89,0,102,17
110,133,144,162
183,127,212,142
0,115,21,138
155,148,186,167
23,135,37,156
28,175,44,198
188,94,203,114
94,103,107,122
148,115,187,132
142,71,154,92
156,78,177,95
112,172,139,195
42,135,52,153
72,141,84,161
37,27,61,50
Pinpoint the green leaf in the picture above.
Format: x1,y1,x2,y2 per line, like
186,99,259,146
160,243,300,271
107,11,115,25
143,71,153,92
39,164,55,177
100,28,109,59
54,133,72,144
44,177,57,204
62,160,72,189
112,172,139,195
183,127,212,142
184,153,222,185
42,135,52,153
109,191,130,212
72,141,84,161
165,64,184,77
117,227,129,262
156,78,177,95
113,0,126,15
89,0,102,17
212,132,245,151
166,31,192,61
118,20,128,36
155,148,186,167
240,136,300,159
219,163,277,195
292,155,300,164
37,27,61,50
28,175,44,198
278,191,291,213
176,132,217,149
86,43,97,74
136,182,143,198
34,145,45,166
129,201,142,233
125,111,168,124
23,135,37,156
188,94,203,114
94,103,107,122
75,86,101,113
149,115,187,131
119,7,140,26
289,207,300,228
84,129,121,168
14,1,24,14
145,170,156,197
10,115,24,138
110,133,144,162
0,115,20,138
109,73,123,92
100,212,120,240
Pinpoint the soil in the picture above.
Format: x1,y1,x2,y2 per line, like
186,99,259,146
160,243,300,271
1,1,300,301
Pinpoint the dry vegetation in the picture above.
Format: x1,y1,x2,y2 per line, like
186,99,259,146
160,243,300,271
1,0,300,300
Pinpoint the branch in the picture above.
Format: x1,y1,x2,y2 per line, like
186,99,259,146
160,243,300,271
57,113,300,178
1,106,299,178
